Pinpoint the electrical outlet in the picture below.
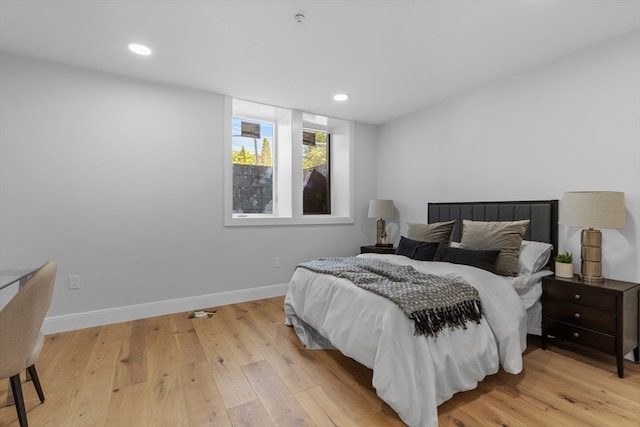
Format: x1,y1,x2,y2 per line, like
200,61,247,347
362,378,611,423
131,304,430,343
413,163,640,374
274,257,281,268
68,275,80,290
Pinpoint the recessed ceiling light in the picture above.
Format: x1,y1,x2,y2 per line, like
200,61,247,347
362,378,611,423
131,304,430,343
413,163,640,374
128,43,152,56
333,94,348,101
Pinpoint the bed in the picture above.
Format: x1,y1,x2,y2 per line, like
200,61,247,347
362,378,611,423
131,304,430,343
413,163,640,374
284,200,558,427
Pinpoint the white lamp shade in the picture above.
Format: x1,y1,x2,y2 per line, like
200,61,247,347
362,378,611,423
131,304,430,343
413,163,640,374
559,191,626,229
368,199,394,219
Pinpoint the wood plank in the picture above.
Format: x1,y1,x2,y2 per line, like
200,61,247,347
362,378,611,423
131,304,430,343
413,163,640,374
483,387,570,426
227,399,276,427
438,400,487,427
178,360,232,427
0,402,20,427
358,410,407,427
146,348,189,426
111,319,148,390
169,312,208,367
34,331,74,380
199,305,226,334
192,317,257,409
242,360,315,426
214,303,265,366
295,386,361,427
245,321,321,395
308,349,383,419
237,299,283,326
143,315,178,357
102,383,147,427
29,326,103,427
65,323,125,427
479,366,557,411
143,313,190,427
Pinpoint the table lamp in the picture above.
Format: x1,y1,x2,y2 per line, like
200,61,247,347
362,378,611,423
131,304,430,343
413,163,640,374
368,199,394,246
558,191,626,282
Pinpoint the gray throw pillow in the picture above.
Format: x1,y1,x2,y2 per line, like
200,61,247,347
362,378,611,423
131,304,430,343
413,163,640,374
460,219,530,276
407,220,455,243
407,220,455,260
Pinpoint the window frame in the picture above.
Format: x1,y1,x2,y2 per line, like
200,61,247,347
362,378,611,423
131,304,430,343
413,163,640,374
302,127,331,216
224,97,354,226
231,116,276,215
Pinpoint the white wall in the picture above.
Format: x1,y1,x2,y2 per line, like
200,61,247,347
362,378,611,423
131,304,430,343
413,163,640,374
0,53,378,331
376,32,640,282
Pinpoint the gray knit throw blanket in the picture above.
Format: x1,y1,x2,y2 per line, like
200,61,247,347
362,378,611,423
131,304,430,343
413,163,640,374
297,257,483,338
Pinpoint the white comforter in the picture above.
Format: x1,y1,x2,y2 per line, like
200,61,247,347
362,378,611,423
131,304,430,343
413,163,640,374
284,253,527,427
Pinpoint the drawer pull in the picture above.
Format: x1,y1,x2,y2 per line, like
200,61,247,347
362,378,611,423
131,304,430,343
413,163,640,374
573,332,580,338
574,294,581,300
574,313,581,319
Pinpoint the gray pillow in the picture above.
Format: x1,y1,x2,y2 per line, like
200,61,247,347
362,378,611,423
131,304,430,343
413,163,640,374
460,219,530,276
407,220,455,260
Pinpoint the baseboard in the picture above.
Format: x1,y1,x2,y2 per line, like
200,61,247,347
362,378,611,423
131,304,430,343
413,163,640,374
42,283,289,334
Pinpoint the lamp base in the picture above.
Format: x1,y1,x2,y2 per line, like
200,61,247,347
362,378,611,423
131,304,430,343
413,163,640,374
580,228,604,283
376,219,387,245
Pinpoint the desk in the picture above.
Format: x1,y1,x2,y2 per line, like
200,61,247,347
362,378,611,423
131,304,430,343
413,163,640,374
1,268,38,312
1,267,38,407
0,268,38,292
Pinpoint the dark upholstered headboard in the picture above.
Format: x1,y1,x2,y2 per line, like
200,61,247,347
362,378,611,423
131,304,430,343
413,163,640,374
428,200,559,262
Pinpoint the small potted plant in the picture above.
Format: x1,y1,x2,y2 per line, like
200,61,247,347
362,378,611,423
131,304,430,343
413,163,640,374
554,252,574,279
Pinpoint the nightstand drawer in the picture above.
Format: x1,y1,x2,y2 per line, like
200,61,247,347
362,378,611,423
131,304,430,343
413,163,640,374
545,320,615,355
544,284,616,312
545,300,616,334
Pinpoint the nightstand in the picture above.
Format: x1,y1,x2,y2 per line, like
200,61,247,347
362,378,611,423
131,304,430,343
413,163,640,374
360,245,396,254
541,275,639,378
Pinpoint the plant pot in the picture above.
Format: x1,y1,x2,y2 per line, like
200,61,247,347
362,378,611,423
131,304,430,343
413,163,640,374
555,262,574,279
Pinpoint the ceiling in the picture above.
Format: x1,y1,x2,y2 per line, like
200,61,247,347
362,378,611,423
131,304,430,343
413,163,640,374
1,0,639,125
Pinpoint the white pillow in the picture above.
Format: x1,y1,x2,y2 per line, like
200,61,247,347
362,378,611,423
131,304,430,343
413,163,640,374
518,240,553,275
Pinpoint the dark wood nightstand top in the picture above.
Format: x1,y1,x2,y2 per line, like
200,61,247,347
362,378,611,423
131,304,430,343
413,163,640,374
544,274,639,293
360,245,396,254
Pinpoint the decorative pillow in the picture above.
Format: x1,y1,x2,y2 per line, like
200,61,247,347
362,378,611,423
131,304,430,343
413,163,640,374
395,236,439,261
440,247,501,273
406,220,455,260
519,240,553,275
460,219,530,276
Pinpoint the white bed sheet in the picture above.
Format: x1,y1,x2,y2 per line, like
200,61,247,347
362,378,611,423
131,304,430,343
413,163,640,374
503,269,552,335
284,254,527,427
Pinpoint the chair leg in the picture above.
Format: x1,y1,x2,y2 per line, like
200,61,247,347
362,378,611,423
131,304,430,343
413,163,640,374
27,365,45,403
9,374,28,427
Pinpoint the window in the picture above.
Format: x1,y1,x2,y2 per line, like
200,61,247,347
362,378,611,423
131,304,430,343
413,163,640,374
224,97,353,226
302,129,330,215
231,117,274,214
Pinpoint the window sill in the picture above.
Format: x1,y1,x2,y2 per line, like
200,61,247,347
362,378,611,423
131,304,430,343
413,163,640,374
225,215,354,227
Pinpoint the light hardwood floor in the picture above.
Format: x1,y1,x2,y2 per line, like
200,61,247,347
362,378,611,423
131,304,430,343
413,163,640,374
1,296,639,426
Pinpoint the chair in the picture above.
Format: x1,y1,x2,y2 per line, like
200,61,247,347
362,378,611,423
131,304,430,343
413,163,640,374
0,260,57,427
